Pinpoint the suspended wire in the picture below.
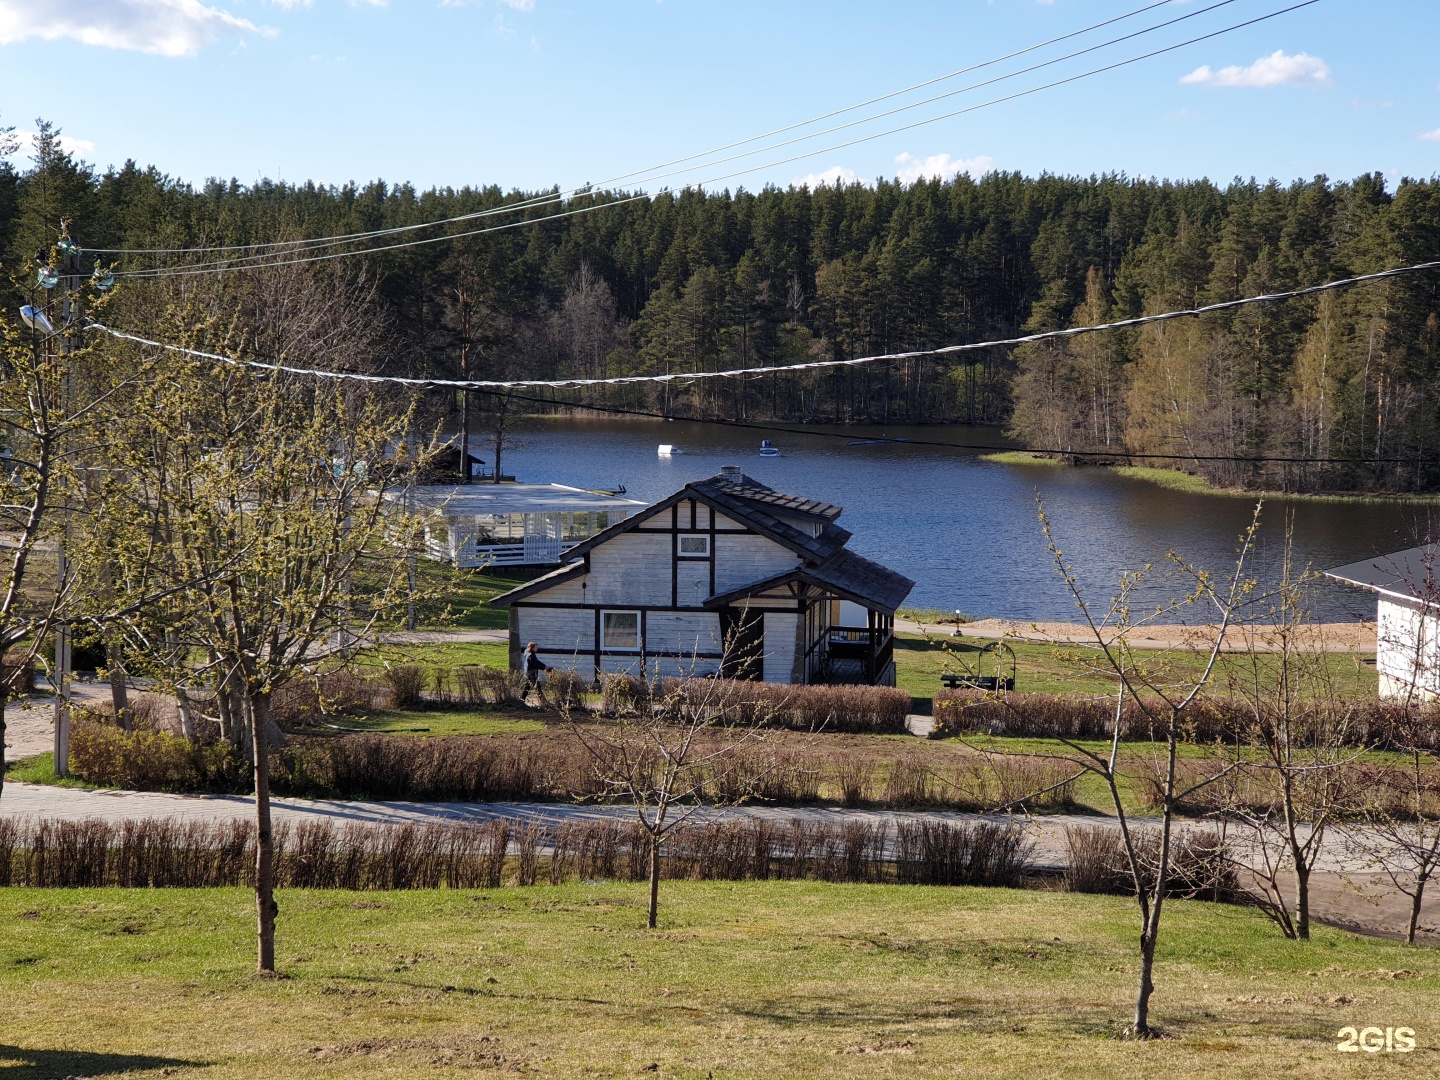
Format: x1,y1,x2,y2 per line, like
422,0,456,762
89,0,1182,259
85,256,1440,404
112,0,1232,278
112,0,1321,282
471,390,1440,469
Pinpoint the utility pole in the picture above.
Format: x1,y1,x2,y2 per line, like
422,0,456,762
50,232,80,776
37,221,113,775
457,288,472,485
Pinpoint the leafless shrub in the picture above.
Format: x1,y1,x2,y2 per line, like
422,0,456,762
272,670,381,726
1062,824,1237,902
894,821,1032,887
835,756,876,807
382,665,426,709
658,678,909,734
430,666,456,706
543,669,588,710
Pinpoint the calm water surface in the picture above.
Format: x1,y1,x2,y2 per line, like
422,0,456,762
496,418,1432,622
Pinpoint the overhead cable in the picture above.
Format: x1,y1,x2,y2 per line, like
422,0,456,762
86,258,1440,394
113,0,1320,281
89,0,1182,259
472,390,1440,469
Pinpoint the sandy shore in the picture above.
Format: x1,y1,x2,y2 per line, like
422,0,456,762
897,617,1377,653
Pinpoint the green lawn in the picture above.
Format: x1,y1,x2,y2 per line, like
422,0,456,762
404,563,540,631
894,632,1378,704
296,707,545,738
4,751,102,789
0,882,1433,1078
364,640,512,671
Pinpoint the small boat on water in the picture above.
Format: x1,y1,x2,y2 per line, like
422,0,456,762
758,439,779,457
845,436,912,447
658,444,683,456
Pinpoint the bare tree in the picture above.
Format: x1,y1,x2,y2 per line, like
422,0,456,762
953,500,1261,1037
566,657,774,929
1215,526,1365,940
85,274,435,974
1351,733,1440,944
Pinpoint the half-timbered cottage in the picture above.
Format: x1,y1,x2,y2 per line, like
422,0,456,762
490,466,914,685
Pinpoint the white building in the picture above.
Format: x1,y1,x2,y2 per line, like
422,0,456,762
490,467,914,685
1325,544,1440,701
394,484,646,568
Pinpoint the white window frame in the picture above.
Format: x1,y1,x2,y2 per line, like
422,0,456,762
601,609,642,652
677,533,711,559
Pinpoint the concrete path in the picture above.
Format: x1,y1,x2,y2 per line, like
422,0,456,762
4,682,113,761
382,629,508,645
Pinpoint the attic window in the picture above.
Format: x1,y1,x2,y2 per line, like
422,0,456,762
678,534,711,558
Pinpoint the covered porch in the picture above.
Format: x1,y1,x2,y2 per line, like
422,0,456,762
390,484,646,567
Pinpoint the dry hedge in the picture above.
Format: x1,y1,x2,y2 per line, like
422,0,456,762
69,723,1079,812
601,676,910,734
1062,823,1238,901
0,815,1034,890
932,689,1440,748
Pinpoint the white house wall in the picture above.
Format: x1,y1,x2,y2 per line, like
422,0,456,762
515,608,593,669
585,530,675,606
712,534,800,593
1376,595,1440,700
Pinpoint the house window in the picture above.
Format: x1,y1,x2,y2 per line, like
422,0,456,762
601,610,641,651
678,534,711,558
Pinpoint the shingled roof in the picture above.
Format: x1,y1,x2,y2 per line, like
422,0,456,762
705,547,915,615
557,469,851,564
689,470,843,522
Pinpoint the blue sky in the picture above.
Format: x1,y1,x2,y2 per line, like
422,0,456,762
1,0,1437,194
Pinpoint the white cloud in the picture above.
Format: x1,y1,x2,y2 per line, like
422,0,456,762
790,165,860,190
498,0,534,9
893,151,995,184
1180,50,1331,89
13,129,96,158
1420,129,1440,143
0,0,272,57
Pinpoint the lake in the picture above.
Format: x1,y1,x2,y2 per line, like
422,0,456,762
493,417,1432,623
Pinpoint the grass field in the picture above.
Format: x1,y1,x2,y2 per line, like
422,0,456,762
0,882,1433,1078
892,632,1379,704
298,708,545,738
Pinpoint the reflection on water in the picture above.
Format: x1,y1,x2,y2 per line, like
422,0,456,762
493,418,1433,622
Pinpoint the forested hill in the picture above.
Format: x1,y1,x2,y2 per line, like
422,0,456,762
4,121,1440,493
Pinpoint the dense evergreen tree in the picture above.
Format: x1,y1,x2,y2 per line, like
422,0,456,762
5,126,1440,491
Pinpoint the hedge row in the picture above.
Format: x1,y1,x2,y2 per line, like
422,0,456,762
68,721,1078,811
0,815,1032,890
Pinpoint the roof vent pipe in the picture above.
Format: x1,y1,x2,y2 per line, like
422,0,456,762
719,465,742,479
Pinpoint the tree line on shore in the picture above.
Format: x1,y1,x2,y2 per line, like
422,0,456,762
4,118,1440,482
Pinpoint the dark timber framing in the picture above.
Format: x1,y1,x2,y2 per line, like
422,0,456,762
491,470,913,686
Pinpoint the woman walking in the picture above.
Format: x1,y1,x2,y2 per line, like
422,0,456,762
522,642,551,706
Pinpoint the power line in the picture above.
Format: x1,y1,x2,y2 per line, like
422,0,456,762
85,256,1440,408
472,389,1440,469
89,0,1182,260
112,0,1320,281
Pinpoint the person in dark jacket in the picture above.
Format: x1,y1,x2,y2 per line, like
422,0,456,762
522,642,551,703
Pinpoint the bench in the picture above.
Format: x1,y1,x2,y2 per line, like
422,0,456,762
940,674,1014,692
